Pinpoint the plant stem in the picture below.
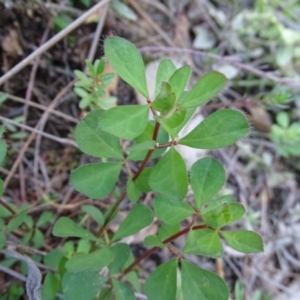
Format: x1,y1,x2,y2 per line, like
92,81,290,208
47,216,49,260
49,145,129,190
132,122,160,181
121,223,207,276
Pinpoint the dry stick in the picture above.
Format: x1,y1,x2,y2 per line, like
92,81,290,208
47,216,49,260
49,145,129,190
33,80,76,199
33,3,109,195
86,2,109,63
0,116,77,147
139,46,300,90
5,94,78,123
128,0,175,46
19,23,51,203
4,80,76,189
0,0,111,86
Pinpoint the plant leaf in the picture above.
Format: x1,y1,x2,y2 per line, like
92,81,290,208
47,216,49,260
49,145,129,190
65,248,114,272
98,105,149,140
81,205,104,226
62,271,106,300
168,65,192,100
112,279,135,300
127,177,141,203
190,157,226,208
112,204,153,241
152,82,176,113
155,59,177,98
52,217,98,242
181,260,229,300
180,72,227,108
221,230,263,253
179,109,249,149
7,211,27,232
71,162,122,199
0,139,7,165
104,37,148,98
158,109,187,138
183,229,223,258
108,243,131,274
202,203,245,228
145,259,177,300
202,195,236,213
153,194,194,224
158,223,180,240
126,140,156,153
134,167,152,192
149,147,188,201
75,109,123,159
144,235,166,248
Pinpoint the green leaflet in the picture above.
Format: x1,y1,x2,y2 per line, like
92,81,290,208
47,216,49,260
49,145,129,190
179,109,249,149
62,271,105,300
113,279,135,300
149,147,188,201
98,105,149,140
145,259,177,300
52,217,98,242
190,157,226,208
168,65,191,101
104,37,149,98
183,228,222,258
71,162,122,199
155,59,177,97
153,194,194,224
181,260,229,300
180,72,227,108
112,204,153,241
75,109,123,159
221,230,263,253
65,248,114,272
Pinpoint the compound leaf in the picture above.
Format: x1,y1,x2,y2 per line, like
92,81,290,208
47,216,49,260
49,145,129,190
183,229,223,258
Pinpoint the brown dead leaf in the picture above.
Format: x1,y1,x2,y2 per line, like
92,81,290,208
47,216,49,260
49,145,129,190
2,28,23,57
249,106,272,132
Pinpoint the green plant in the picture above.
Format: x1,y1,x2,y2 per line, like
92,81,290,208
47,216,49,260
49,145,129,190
0,37,263,300
270,111,300,157
74,58,117,110
234,280,272,300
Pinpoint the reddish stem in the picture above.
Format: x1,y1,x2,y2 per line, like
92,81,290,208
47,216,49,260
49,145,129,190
132,122,160,181
122,222,207,276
